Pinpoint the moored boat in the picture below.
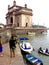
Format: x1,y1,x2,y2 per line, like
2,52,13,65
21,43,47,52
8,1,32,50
26,54,43,65
38,47,49,56
19,37,33,54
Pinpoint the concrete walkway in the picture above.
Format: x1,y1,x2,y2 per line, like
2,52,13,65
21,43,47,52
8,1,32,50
0,43,24,65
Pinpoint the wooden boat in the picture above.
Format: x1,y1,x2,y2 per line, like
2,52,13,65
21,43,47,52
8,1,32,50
26,54,43,65
19,37,33,54
38,49,49,56
38,50,49,56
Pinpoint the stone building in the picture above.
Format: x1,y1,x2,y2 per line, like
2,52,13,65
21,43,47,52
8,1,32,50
6,0,33,27
0,0,47,44
0,0,33,43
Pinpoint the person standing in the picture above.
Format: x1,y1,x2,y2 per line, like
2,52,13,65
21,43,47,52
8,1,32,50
9,35,16,58
0,36,3,57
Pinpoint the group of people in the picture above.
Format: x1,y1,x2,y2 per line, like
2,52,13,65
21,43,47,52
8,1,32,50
0,35,17,58
39,47,49,53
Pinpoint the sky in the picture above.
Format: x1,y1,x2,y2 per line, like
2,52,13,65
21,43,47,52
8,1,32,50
0,0,49,27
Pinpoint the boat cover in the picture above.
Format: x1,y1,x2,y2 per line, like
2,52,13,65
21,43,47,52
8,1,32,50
20,37,29,40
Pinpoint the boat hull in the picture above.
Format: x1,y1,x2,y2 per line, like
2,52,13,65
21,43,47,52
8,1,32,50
38,51,49,56
26,54,43,65
20,48,30,55
20,42,33,55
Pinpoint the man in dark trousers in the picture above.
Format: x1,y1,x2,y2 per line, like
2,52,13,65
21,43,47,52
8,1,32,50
9,35,16,58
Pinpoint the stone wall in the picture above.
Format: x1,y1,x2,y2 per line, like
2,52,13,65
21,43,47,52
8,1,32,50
0,29,11,44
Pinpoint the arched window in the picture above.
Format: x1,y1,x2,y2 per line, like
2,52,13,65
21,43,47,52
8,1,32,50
26,23,28,27
16,17,19,27
25,17,29,27
17,23,19,27
11,17,13,25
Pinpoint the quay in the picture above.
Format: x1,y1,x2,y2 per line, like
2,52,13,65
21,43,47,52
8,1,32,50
0,43,24,65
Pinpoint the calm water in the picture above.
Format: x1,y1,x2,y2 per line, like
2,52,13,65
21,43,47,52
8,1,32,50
21,30,49,65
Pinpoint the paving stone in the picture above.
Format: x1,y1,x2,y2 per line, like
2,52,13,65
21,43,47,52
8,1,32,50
0,43,24,65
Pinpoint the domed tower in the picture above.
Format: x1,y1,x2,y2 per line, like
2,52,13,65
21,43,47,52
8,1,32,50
6,0,33,27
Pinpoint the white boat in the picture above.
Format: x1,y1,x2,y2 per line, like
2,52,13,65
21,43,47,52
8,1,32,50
28,32,35,35
19,37,33,54
38,48,49,56
38,50,49,56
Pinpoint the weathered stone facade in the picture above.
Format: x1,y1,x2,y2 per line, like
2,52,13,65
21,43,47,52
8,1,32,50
0,1,47,44
6,0,33,27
